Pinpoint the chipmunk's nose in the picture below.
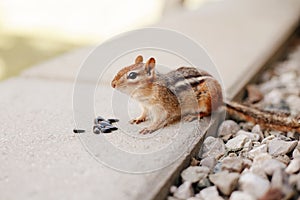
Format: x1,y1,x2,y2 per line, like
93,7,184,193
111,80,116,88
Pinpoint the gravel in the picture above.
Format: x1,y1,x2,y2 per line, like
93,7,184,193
167,33,300,199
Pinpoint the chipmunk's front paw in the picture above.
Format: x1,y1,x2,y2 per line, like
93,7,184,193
139,127,154,134
130,117,146,124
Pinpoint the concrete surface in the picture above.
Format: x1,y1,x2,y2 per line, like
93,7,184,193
2,0,300,200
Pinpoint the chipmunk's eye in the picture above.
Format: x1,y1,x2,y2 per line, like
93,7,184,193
127,72,137,79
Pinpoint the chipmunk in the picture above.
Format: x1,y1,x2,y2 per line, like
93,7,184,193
111,55,300,134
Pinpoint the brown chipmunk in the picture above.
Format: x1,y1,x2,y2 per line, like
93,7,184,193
111,55,300,134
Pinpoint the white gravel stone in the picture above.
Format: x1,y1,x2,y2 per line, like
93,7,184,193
267,138,297,156
263,89,283,105
239,173,270,199
279,71,297,84
236,130,260,141
261,135,275,144
286,95,300,115
271,170,283,188
218,120,240,137
263,159,286,175
173,181,194,199
181,166,210,183
293,148,300,159
221,157,243,173
225,135,248,151
170,186,178,194
251,124,262,134
252,153,272,167
200,156,216,171
289,174,300,191
248,144,267,159
209,171,239,195
249,165,267,179
285,157,300,174
230,191,255,200
201,137,226,159
197,186,224,200
275,155,291,165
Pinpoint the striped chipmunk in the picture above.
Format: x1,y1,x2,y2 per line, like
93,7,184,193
111,55,300,134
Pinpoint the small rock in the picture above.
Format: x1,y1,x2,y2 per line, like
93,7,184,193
239,173,270,199
251,124,263,135
259,77,281,93
252,132,264,143
201,137,226,159
209,171,239,195
279,71,297,84
245,84,263,104
200,156,216,171
293,148,300,159
230,191,255,200
173,181,194,199
197,186,224,200
197,177,212,189
263,159,286,175
271,170,283,188
263,89,283,105
286,95,300,115
249,165,267,179
248,144,267,159
221,157,243,172
242,139,253,152
218,120,240,137
267,138,297,156
261,135,275,144
285,157,300,174
275,155,290,165
237,130,260,141
253,153,272,167
170,186,177,194
181,166,210,183
289,174,300,191
225,134,248,151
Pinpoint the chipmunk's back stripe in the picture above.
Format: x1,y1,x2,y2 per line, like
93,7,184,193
174,76,212,89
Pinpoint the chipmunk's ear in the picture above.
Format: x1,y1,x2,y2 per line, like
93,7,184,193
135,55,143,64
145,57,156,76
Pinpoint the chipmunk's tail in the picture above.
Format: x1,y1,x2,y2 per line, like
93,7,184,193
224,100,300,133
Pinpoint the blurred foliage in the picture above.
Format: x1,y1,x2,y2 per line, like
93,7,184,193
0,32,81,80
